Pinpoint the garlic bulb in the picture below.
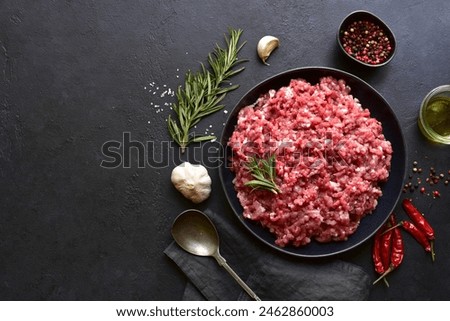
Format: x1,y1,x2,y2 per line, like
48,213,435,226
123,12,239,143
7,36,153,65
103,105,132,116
171,162,212,203
257,36,280,65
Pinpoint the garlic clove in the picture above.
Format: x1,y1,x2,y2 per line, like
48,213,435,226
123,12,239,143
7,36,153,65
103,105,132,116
257,36,280,65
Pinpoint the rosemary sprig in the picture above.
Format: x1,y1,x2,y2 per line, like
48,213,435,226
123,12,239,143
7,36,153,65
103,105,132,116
168,28,247,153
244,154,281,194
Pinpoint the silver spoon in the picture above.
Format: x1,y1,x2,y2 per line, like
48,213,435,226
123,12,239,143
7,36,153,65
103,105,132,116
171,209,261,301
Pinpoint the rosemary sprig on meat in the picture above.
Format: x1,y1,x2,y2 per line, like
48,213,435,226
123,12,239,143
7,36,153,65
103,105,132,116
245,154,281,194
168,28,247,152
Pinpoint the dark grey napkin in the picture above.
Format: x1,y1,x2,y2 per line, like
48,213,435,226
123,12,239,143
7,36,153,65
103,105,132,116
164,209,370,301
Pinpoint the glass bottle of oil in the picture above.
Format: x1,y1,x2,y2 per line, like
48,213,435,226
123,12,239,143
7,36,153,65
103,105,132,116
418,85,450,144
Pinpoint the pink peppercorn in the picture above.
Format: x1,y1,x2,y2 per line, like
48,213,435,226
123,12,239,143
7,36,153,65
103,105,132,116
340,20,392,65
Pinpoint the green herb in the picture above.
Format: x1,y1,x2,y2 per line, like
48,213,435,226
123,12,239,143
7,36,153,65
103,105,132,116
245,154,281,194
168,28,247,152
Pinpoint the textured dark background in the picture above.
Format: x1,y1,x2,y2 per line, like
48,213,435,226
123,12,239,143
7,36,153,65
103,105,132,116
1,0,449,300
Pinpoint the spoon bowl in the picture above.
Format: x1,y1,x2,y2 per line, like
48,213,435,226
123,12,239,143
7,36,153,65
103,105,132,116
171,210,219,257
171,209,261,301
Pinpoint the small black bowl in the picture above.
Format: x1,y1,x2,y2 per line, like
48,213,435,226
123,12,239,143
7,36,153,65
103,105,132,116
337,10,396,67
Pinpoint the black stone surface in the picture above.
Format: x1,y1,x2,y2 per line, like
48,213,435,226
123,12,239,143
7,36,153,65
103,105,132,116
1,0,449,300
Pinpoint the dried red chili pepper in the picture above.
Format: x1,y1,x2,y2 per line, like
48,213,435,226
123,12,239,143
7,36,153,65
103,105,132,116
373,215,404,285
372,226,390,286
380,223,393,269
401,220,430,251
402,199,435,240
389,214,396,227
373,229,386,275
389,216,404,269
401,220,435,261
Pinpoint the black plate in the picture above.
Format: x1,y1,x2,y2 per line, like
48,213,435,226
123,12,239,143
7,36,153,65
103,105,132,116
219,67,406,258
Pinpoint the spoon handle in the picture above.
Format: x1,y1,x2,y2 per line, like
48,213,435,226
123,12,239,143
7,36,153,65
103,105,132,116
214,253,261,301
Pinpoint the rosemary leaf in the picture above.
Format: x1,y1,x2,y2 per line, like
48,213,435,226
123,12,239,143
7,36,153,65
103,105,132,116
191,135,217,143
168,28,247,152
244,154,281,194
215,84,240,96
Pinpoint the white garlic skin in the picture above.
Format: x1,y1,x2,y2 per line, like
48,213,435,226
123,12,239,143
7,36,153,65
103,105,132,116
171,162,212,203
257,35,280,65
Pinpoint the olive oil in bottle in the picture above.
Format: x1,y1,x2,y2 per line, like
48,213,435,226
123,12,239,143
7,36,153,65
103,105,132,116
423,96,450,136
418,86,450,144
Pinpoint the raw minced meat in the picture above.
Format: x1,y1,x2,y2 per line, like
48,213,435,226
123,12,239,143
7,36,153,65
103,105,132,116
227,77,392,247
